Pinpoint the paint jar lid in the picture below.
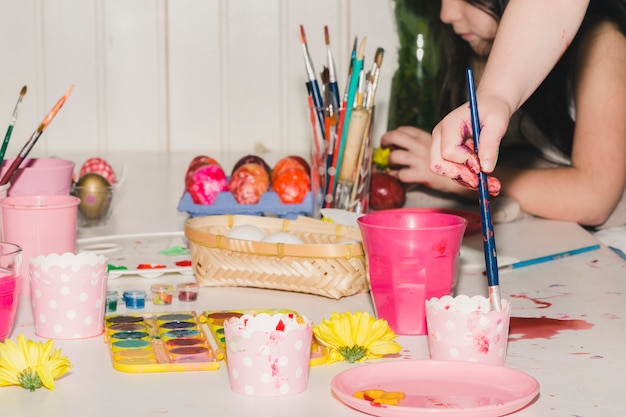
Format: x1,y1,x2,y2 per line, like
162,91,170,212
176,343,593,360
123,290,147,299
150,284,174,293
177,282,199,292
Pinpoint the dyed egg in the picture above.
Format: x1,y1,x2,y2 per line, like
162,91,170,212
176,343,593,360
261,232,304,245
74,173,112,220
272,167,311,204
79,157,116,185
232,154,271,177
185,155,221,185
186,164,228,205
228,162,270,204
272,155,310,182
225,224,266,241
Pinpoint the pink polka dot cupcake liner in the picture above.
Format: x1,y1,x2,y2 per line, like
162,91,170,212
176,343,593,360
29,252,108,339
425,295,511,365
224,313,313,396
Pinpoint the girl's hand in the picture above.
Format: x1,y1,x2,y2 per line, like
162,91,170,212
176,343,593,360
430,94,511,196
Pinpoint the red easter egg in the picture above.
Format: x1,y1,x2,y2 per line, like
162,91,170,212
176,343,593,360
228,163,270,204
79,157,116,185
186,164,228,204
272,167,311,204
272,156,311,183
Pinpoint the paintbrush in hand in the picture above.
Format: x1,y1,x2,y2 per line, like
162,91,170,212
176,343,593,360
0,85,74,186
466,68,501,311
0,85,27,163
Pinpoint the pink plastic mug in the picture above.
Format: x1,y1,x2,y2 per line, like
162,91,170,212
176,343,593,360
357,209,467,335
1,195,80,296
0,158,75,197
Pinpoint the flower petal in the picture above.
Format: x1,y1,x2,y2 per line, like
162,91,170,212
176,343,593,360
35,364,55,391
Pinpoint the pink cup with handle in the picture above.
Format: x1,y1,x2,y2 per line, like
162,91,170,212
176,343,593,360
1,195,80,296
357,208,467,335
0,158,74,197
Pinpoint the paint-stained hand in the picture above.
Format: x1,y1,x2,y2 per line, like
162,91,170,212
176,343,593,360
431,95,511,196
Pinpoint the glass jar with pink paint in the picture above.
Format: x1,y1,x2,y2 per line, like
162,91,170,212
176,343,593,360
0,242,22,342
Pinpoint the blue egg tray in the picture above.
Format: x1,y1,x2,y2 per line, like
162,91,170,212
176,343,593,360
177,191,317,219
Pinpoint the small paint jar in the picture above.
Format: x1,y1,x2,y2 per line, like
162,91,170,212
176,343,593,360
105,290,119,313
150,284,174,305
123,290,147,309
177,282,199,302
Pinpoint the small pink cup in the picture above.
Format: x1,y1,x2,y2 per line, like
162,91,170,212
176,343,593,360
357,209,467,335
1,195,80,295
1,158,74,197
29,252,108,339
425,295,511,365
224,313,313,396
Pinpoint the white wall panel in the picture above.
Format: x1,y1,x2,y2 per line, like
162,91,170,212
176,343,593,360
0,0,398,157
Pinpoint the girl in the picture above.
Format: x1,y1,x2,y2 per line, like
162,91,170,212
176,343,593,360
382,0,626,228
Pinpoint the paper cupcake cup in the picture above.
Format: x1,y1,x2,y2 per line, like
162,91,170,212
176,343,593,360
425,295,511,365
29,252,108,339
224,313,313,396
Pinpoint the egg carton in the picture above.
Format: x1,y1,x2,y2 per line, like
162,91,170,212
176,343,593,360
177,190,317,219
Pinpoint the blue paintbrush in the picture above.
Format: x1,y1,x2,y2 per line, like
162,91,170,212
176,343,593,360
466,68,502,311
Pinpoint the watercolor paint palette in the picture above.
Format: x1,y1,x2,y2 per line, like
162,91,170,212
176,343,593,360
77,232,194,279
201,309,328,366
104,311,220,373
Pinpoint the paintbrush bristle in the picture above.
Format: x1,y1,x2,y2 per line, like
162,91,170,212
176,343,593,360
357,37,367,60
19,85,27,97
324,26,330,45
300,25,307,44
375,48,384,66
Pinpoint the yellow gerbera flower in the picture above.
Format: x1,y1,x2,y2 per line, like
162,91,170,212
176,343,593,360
313,312,402,363
0,334,72,391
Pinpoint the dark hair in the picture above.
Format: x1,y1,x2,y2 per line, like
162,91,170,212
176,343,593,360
438,0,626,158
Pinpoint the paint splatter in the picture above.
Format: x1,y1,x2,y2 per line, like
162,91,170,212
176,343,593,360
509,316,593,340
509,293,553,309
159,246,190,256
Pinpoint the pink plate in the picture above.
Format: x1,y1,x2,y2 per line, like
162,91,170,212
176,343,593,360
331,360,539,417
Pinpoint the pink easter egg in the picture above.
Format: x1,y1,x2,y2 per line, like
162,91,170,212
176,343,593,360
186,164,228,205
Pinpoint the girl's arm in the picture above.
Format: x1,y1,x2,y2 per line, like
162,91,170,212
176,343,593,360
496,21,626,226
430,0,589,186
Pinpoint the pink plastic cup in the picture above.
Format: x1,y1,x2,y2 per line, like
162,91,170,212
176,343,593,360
357,208,467,335
0,243,23,342
29,252,108,339
1,195,80,296
0,158,75,197
425,295,511,365
224,313,313,396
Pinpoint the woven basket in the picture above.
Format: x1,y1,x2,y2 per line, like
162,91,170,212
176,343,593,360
184,215,368,299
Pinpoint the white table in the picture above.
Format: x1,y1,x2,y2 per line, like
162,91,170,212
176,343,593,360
2,152,625,416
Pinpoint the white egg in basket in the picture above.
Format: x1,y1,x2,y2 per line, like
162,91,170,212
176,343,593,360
261,232,304,245
226,224,266,241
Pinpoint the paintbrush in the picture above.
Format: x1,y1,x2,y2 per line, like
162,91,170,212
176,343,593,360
349,47,385,209
326,37,357,208
300,25,326,141
0,85,74,186
332,37,366,208
466,68,501,311
0,85,27,163
324,26,340,110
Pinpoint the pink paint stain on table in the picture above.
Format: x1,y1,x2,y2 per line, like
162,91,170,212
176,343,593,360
509,316,594,340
